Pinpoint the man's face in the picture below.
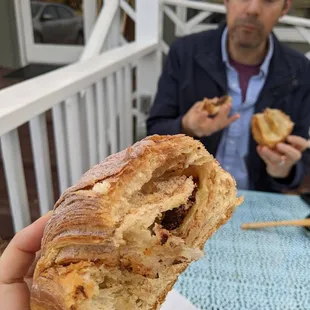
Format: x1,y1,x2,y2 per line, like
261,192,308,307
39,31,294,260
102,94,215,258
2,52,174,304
224,0,292,49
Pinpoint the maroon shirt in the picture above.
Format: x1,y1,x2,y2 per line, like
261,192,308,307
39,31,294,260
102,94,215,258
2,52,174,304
229,58,261,102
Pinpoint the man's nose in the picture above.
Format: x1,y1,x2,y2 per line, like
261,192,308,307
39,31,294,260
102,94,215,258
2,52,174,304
245,0,262,17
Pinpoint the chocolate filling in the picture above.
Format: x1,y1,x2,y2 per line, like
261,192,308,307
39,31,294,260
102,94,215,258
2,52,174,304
160,233,169,245
161,185,198,231
76,285,87,299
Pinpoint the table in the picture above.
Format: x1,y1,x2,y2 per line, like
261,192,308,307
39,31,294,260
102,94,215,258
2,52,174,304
174,190,310,310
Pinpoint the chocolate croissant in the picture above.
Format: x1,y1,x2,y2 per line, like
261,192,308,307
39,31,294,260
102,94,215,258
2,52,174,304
251,108,294,148
31,135,243,310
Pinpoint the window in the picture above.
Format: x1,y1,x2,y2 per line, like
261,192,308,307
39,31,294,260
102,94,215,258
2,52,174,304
31,4,41,18
42,6,58,19
56,7,74,19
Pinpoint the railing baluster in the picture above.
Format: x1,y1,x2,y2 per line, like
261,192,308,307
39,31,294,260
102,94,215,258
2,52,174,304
124,65,133,146
120,0,136,22
29,114,54,215
175,5,187,36
85,85,98,167
160,41,170,55
163,6,186,35
116,69,127,150
52,102,70,194
1,130,30,231
107,74,118,154
296,26,310,45
186,11,211,31
96,79,109,161
65,94,86,184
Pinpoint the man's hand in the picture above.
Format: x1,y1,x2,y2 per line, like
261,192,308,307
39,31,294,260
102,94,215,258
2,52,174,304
257,135,308,179
181,100,240,137
286,135,310,152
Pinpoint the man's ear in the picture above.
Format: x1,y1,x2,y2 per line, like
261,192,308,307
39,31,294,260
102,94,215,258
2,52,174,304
281,0,293,17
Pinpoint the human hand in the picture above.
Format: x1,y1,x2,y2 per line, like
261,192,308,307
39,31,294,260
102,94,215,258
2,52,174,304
286,135,310,152
0,212,52,310
257,135,308,179
181,100,240,138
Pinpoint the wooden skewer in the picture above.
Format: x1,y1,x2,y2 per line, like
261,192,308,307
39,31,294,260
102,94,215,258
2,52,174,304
241,218,310,230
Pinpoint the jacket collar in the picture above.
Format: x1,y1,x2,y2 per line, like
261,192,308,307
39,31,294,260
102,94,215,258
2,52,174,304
195,23,228,92
195,23,297,98
255,35,299,112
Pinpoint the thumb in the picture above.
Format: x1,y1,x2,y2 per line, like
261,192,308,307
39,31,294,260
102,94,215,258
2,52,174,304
193,100,207,112
0,211,52,284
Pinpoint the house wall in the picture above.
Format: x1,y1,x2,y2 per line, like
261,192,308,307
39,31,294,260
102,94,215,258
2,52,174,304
0,1,21,69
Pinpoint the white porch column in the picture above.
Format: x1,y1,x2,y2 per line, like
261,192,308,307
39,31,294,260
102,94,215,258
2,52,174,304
82,0,98,168
135,0,162,139
83,0,98,42
176,6,188,36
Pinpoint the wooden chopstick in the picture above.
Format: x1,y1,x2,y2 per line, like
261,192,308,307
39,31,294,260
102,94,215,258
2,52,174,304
241,218,310,230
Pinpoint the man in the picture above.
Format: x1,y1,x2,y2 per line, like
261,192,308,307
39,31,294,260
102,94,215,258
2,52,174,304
147,0,310,192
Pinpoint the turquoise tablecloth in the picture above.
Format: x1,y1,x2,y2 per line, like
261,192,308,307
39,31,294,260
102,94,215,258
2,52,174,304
175,190,310,310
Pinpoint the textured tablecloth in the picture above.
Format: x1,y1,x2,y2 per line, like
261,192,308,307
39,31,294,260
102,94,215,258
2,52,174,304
174,190,310,310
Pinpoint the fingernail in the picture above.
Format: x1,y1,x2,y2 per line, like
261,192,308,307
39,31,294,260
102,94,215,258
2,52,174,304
44,210,53,217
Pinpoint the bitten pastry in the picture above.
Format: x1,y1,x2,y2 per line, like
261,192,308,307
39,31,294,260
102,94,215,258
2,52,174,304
251,108,294,148
31,135,243,310
201,95,232,115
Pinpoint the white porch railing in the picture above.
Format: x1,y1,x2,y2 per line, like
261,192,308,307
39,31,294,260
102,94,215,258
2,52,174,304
0,0,160,233
1,0,310,234
0,41,158,232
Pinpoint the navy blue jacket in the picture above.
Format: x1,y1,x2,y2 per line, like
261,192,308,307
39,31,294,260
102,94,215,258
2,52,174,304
147,25,310,192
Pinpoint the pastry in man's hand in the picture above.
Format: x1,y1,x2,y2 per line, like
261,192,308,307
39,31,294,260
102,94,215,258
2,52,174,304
201,95,232,115
31,134,243,310
251,108,294,148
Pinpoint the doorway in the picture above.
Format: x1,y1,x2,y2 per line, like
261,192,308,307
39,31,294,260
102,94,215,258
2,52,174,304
15,0,90,65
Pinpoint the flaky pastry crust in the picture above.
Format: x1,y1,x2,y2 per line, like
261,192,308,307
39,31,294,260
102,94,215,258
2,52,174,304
31,134,243,310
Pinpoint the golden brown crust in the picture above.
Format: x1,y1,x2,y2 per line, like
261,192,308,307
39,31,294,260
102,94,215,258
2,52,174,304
201,95,232,115
31,134,243,310
251,108,294,148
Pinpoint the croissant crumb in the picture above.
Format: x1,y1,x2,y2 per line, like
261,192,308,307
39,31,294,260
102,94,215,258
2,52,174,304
251,108,294,148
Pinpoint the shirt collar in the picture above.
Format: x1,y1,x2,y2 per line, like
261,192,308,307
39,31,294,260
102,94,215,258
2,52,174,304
221,26,274,76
